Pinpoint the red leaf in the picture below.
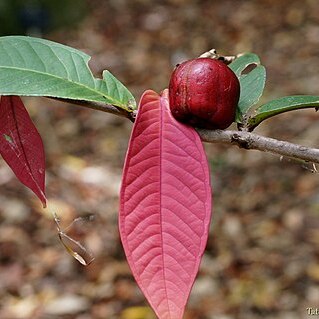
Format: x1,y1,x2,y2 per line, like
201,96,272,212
0,96,46,207
120,89,212,319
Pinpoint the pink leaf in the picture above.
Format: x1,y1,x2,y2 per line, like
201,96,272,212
120,89,212,319
0,96,46,207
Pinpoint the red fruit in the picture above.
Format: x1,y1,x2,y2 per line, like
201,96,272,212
169,58,240,129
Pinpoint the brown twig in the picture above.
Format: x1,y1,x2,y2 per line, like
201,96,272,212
198,129,319,165
50,98,319,165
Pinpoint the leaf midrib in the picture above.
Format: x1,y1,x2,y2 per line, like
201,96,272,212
0,65,121,106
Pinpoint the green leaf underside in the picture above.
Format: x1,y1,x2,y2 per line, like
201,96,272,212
229,53,266,123
0,36,136,110
248,95,319,129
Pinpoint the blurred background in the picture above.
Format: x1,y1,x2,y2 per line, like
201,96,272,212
0,0,318,318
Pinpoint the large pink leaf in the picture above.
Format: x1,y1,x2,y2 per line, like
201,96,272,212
120,89,212,319
0,96,46,206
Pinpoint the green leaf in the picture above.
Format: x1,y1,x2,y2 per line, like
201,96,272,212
229,53,266,123
248,95,319,130
0,36,136,110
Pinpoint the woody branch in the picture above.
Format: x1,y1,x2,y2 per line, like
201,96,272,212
59,98,319,166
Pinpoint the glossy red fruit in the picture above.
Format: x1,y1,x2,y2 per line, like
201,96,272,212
169,58,240,129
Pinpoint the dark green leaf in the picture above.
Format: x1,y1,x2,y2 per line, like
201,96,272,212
248,95,319,130
0,36,136,110
229,53,266,123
